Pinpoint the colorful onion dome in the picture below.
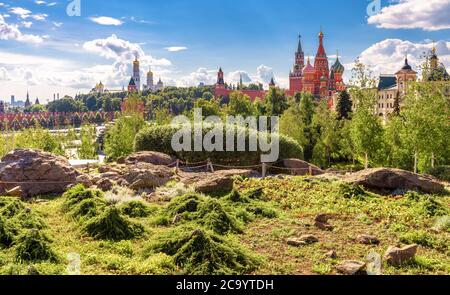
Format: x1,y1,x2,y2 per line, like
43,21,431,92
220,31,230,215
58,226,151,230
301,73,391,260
332,56,345,73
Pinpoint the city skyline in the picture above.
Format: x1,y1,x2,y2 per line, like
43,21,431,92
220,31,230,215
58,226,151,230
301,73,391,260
0,0,449,102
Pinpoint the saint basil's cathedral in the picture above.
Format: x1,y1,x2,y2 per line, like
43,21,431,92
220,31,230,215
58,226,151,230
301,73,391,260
215,31,346,104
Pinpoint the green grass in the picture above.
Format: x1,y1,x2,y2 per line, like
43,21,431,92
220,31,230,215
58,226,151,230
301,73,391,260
0,176,448,275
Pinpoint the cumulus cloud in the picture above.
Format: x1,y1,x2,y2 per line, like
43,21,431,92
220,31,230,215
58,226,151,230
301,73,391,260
90,16,123,26
178,67,216,86
368,0,450,31
83,34,171,66
227,70,252,84
355,39,450,78
21,21,32,28
9,7,31,19
0,15,43,44
165,46,188,52
256,65,274,84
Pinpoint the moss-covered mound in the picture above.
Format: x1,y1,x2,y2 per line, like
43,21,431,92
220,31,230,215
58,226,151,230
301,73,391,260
62,184,104,212
0,216,14,248
82,207,145,241
120,201,153,218
146,226,260,275
163,193,241,234
0,197,46,248
69,198,107,221
15,229,58,263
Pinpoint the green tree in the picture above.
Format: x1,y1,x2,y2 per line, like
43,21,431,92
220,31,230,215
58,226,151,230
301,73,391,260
402,82,450,172
264,87,288,117
226,91,256,117
335,90,352,120
78,124,98,159
102,96,113,112
311,101,341,167
349,89,384,169
104,114,146,160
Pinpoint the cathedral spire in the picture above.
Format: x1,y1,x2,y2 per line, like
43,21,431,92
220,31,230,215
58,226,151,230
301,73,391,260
297,34,303,53
316,29,326,57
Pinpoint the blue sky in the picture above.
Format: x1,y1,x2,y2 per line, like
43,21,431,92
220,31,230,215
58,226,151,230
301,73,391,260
0,0,449,101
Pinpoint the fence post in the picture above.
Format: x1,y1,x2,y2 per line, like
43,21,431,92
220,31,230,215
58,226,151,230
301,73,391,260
207,158,214,173
308,166,312,176
86,162,90,174
175,159,180,173
262,163,267,179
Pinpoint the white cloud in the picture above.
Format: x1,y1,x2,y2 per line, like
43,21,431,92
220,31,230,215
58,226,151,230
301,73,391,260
47,2,57,7
31,13,47,21
21,21,33,28
355,39,450,78
165,46,188,52
53,21,62,28
178,67,217,86
0,15,43,44
368,0,450,31
83,34,171,66
256,65,274,84
90,16,123,26
9,7,31,19
35,1,46,5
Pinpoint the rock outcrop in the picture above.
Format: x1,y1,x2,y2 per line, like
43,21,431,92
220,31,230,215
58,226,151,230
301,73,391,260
344,168,444,194
0,149,82,198
178,169,252,194
124,151,176,166
384,244,418,266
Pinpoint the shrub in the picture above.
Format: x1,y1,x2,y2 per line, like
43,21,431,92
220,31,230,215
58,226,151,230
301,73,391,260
163,193,241,234
422,196,448,217
0,216,14,248
82,207,144,241
120,201,153,218
62,184,104,212
69,198,107,221
145,226,259,275
0,197,25,218
14,229,58,263
339,183,370,200
134,124,303,165
104,114,146,160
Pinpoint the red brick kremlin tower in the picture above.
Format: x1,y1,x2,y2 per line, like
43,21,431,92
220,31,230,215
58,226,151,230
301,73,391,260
289,35,305,93
214,30,345,102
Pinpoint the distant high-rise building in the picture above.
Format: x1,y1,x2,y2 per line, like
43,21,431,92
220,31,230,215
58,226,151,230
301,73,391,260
133,57,141,91
0,101,5,113
11,95,15,105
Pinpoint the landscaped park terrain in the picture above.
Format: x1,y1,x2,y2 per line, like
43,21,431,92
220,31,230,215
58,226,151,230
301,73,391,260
0,148,448,275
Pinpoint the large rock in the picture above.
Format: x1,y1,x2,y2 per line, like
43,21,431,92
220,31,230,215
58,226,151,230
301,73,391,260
336,261,366,275
125,151,176,166
282,159,324,176
184,169,252,194
122,163,174,191
384,244,418,267
0,149,82,198
344,168,444,194
357,234,380,245
287,235,319,247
